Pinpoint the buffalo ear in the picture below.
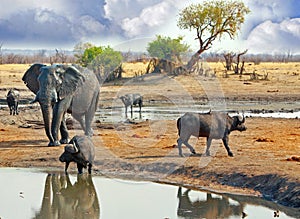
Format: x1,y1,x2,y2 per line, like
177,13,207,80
22,63,46,94
57,66,85,100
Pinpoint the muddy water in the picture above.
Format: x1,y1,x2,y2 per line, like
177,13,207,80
96,104,300,123
0,168,299,219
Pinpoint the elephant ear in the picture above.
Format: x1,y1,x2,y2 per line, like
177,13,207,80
22,63,46,94
57,66,85,100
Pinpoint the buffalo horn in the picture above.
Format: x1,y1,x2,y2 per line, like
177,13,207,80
241,114,245,123
73,141,79,153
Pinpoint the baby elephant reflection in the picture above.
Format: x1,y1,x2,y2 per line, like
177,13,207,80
33,173,100,219
177,187,244,219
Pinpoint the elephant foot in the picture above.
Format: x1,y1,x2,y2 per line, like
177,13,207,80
48,141,61,147
228,151,234,157
179,153,185,157
60,138,69,144
205,151,211,157
191,149,196,154
85,129,94,137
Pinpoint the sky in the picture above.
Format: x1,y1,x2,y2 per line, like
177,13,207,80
1,0,300,54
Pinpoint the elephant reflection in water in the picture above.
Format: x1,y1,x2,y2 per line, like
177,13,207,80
33,173,100,219
177,187,244,219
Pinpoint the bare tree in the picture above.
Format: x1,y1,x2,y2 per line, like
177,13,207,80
223,52,236,70
234,49,248,75
55,49,67,63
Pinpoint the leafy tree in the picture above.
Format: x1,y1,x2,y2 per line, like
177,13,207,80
81,46,104,67
73,42,94,65
74,43,123,82
177,0,250,69
91,46,123,81
147,35,189,63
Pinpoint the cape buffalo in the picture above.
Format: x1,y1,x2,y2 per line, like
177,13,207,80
6,88,20,115
59,135,95,174
177,112,246,157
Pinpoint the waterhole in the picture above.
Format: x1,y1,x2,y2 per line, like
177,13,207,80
0,168,298,219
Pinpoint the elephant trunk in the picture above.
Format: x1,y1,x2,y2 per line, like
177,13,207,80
39,103,55,146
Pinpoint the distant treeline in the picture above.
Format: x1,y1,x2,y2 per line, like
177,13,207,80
0,49,300,64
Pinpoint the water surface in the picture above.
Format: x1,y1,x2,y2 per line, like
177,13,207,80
96,105,300,123
0,168,299,219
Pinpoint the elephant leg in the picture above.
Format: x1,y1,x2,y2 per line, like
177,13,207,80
59,113,69,144
125,106,128,118
130,105,133,118
205,138,212,156
84,93,99,136
177,138,184,157
72,113,86,131
52,99,70,146
184,141,196,155
85,114,94,136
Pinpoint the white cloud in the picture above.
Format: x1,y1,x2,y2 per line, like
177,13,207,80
1,0,300,53
242,0,300,37
246,18,300,54
120,1,175,37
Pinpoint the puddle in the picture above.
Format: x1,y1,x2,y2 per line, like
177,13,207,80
96,105,300,123
0,168,299,219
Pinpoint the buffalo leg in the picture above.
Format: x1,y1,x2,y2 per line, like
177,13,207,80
205,138,212,156
77,163,83,174
222,136,233,157
65,162,70,174
88,164,92,174
16,103,19,115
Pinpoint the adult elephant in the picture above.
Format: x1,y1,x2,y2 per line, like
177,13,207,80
22,63,100,146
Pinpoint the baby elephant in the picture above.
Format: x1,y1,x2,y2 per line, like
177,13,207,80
59,135,95,174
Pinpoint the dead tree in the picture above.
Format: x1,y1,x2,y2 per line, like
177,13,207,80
234,49,248,75
52,49,67,64
223,52,236,70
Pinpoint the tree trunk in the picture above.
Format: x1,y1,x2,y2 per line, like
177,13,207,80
223,52,236,70
185,52,201,72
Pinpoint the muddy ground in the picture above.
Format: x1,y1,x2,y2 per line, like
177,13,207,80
0,63,299,213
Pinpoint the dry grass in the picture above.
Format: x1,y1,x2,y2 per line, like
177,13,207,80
0,62,299,103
